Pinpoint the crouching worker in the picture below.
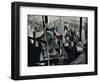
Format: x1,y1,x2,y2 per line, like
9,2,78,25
71,41,86,64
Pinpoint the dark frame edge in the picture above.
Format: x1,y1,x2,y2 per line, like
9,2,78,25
11,2,16,80
11,2,20,80
94,7,98,75
12,1,97,10
12,72,97,80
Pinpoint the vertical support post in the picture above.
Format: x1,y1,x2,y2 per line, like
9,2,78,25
45,16,48,24
33,31,36,46
79,17,82,41
42,16,50,66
